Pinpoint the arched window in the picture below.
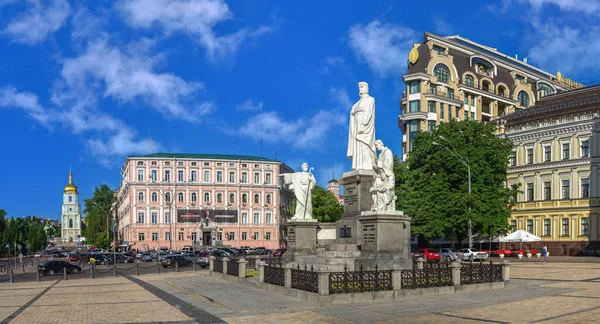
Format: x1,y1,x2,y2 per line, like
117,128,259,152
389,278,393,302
537,82,554,96
464,75,474,87
138,192,144,202
151,192,158,202
517,91,530,108
434,64,450,82
229,193,235,203
165,192,171,203
68,196,72,202
482,80,491,92
204,192,210,203
217,193,223,203
254,194,260,204
266,194,272,204
498,85,507,97
178,192,184,202
242,193,248,204
69,219,73,228
191,193,197,202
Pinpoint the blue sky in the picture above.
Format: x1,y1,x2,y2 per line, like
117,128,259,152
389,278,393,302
1,0,599,219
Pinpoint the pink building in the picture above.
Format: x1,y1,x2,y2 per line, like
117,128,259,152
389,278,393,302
327,179,344,205
116,153,294,252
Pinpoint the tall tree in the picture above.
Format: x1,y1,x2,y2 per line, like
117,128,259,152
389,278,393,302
401,119,518,245
83,184,115,249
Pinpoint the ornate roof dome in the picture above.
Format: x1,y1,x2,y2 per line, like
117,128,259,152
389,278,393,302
64,169,78,194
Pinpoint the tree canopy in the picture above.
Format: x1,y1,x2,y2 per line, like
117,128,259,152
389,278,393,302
0,212,48,257
83,184,116,249
396,119,518,245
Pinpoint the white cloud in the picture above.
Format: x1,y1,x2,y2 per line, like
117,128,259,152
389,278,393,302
348,20,416,77
329,87,352,110
0,87,51,125
235,88,349,150
433,15,454,35
53,38,214,123
0,86,158,165
117,0,272,61
236,99,263,112
2,0,71,44
524,0,600,14
320,56,346,74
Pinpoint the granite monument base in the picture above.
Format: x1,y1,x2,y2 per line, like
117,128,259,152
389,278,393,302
285,219,319,261
354,210,412,270
339,169,375,217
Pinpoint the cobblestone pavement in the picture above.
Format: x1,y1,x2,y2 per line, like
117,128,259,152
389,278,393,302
1,261,600,323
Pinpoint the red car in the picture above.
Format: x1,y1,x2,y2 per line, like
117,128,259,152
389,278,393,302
273,248,286,257
415,248,440,261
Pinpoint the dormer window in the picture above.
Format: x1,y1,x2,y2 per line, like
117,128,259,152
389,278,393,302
434,64,450,83
433,45,445,55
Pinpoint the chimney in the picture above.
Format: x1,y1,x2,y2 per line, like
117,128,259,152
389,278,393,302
524,58,528,64
515,54,518,60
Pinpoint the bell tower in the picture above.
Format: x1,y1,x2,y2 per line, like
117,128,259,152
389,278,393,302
61,167,82,243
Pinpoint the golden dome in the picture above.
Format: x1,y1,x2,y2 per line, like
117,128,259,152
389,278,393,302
64,169,78,194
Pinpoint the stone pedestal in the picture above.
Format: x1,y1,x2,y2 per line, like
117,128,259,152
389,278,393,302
286,219,319,261
354,211,412,270
336,170,375,245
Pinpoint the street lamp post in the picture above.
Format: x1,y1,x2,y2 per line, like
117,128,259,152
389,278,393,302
433,134,473,249
91,202,111,242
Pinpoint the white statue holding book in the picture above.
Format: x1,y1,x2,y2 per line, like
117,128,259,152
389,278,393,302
370,140,396,211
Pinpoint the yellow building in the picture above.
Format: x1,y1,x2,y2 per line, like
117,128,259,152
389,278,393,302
497,86,600,256
400,32,582,161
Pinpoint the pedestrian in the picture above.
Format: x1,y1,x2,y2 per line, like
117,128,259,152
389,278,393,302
542,244,548,264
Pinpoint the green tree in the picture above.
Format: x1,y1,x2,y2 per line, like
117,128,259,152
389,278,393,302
28,222,47,252
83,184,115,249
287,186,343,222
401,119,518,245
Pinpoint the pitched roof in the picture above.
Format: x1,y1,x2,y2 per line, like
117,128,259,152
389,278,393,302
128,153,281,163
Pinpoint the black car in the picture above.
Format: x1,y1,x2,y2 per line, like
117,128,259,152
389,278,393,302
39,260,82,275
160,256,192,268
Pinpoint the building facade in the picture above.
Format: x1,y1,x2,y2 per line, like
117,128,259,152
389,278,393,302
399,32,582,160
61,169,82,242
116,153,294,252
498,86,600,256
326,179,344,205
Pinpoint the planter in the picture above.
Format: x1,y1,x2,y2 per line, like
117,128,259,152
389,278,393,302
517,253,523,259
547,252,550,256
527,253,532,258
499,254,505,259
536,253,541,258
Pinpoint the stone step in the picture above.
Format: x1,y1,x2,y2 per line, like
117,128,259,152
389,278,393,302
318,250,361,258
324,244,360,252
296,256,355,266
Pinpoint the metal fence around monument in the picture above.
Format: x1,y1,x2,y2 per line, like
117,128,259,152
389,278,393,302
460,260,502,285
329,264,392,294
401,262,452,289
246,257,257,270
291,264,319,293
264,262,285,286
213,258,223,273
227,258,239,277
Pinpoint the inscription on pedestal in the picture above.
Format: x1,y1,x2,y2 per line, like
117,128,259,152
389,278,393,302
339,225,352,238
344,183,358,214
363,224,376,244
287,228,296,247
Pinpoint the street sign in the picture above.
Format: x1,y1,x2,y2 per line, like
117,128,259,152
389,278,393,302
4,244,8,248
17,245,22,250
77,242,82,247
77,234,81,238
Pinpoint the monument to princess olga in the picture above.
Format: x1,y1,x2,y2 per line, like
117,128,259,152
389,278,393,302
281,82,412,271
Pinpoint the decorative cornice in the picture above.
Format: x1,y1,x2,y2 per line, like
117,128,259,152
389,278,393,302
509,157,591,173
507,121,594,142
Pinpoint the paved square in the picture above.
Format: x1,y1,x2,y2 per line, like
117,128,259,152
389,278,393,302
1,260,600,323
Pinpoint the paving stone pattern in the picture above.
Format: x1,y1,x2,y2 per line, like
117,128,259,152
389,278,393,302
1,261,600,323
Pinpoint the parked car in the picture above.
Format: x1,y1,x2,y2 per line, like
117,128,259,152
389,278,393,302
160,256,193,268
34,252,42,258
141,253,152,262
414,248,441,261
38,260,82,275
458,248,489,261
210,250,229,258
113,253,135,263
273,248,286,257
439,248,459,262
193,251,210,268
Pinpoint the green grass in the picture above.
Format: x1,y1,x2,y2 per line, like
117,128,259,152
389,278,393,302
245,269,258,278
